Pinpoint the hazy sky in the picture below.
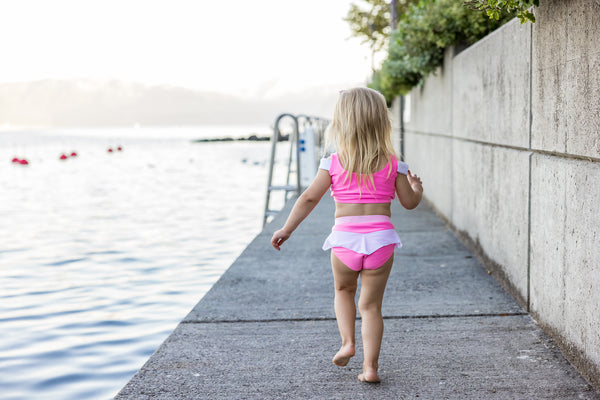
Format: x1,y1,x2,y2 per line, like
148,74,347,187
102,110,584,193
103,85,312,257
0,0,374,98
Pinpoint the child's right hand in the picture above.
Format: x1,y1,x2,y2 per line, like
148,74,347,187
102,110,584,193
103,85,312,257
271,229,291,251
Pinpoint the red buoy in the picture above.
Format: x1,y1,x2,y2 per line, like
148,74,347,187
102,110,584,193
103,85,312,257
117,146,122,151
70,152,78,157
12,157,20,163
108,148,114,153
60,154,68,160
19,159,29,165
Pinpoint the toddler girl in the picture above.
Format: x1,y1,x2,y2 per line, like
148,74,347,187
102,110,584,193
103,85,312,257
270,87,423,383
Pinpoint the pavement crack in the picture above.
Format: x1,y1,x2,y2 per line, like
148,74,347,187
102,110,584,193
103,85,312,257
182,312,529,324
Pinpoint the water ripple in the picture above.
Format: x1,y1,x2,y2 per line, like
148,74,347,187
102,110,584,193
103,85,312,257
45,257,88,266
85,250,123,256
1,134,268,400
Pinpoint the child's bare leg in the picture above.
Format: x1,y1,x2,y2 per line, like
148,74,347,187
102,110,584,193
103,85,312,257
357,255,394,382
331,252,359,366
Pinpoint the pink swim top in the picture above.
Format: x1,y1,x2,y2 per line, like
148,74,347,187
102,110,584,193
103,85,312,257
319,153,409,203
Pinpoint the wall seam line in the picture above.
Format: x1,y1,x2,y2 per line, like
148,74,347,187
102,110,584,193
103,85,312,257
527,21,533,312
405,130,600,163
450,47,455,224
529,22,533,151
527,153,532,312
181,312,530,324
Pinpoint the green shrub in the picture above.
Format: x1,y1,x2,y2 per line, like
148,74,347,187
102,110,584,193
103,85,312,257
345,0,418,53
464,0,538,23
368,0,519,101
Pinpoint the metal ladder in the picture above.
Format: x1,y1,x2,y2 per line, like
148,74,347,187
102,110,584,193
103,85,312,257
263,113,329,226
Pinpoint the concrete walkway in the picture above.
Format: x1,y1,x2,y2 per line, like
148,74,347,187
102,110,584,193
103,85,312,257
116,198,598,399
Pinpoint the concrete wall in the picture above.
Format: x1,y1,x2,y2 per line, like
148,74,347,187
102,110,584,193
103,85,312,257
402,0,600,389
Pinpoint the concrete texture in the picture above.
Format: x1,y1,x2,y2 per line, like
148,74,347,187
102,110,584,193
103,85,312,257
402,0,600,388
404,132,453,220
530,154,600,379
116,317,592,400
452,18,531,148
532,0,600,158
401,47,455,221
389,96,402,155
116,197,598,399
184,200,521,323
405,48,454,137
451,141,530,300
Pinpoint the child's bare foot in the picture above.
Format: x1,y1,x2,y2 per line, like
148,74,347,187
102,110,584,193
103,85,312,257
358,366,380,383
332,344,355,366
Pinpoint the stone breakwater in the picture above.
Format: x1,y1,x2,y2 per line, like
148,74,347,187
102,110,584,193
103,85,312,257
192,134,275,143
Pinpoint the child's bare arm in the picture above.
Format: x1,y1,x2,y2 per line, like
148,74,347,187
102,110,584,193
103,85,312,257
395,170,423,210
270,169,332,250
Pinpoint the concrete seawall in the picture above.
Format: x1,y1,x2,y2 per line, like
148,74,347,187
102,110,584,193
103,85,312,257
116,196,598,398
399,0,600,389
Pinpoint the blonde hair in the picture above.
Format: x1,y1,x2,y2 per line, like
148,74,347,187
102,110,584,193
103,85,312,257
325,87,397,190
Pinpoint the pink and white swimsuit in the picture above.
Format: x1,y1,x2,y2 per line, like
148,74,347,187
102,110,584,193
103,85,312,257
319,153,409,271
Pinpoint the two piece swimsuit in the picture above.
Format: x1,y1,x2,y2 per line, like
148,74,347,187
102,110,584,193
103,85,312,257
320,153,409,271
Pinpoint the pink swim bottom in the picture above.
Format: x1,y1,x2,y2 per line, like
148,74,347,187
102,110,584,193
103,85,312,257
332,244,395,271
322,215,402,272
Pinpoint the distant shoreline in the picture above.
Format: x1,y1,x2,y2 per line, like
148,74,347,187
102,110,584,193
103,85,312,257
192,134,289,143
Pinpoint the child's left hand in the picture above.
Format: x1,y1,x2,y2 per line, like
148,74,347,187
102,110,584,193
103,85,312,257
271,229,291,251
407,170,423,193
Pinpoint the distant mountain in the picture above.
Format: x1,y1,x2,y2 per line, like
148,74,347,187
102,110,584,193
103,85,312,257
0,79,342,127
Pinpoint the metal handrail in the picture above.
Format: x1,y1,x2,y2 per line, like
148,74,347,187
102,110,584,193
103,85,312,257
263,113,329,226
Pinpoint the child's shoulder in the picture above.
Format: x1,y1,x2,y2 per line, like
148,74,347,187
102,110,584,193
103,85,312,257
386,153,409,176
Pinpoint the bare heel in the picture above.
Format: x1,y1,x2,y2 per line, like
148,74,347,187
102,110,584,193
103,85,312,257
358,366,380,383
332,345,355,366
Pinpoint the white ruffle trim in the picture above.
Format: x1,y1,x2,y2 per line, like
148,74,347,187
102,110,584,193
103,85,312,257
322,229,402,254
397,161,409,176
319,158,332,171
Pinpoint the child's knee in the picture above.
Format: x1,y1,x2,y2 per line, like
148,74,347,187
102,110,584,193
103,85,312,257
358,299,381,315
335,282,357,293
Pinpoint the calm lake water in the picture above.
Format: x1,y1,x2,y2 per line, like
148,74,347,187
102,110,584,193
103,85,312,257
0,126,288,399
